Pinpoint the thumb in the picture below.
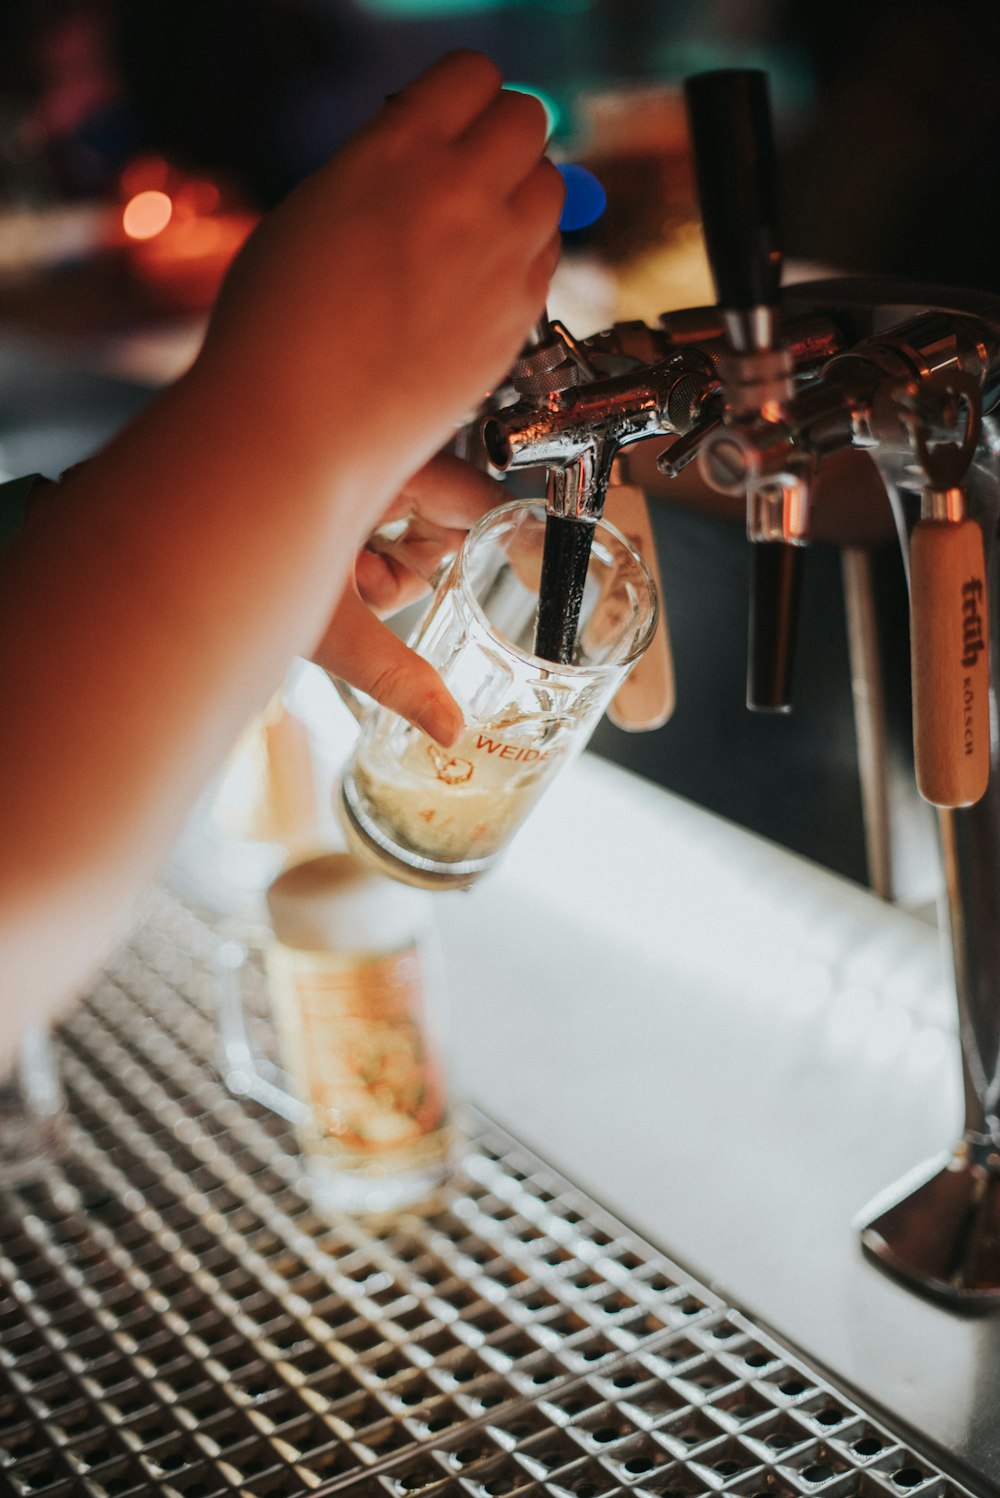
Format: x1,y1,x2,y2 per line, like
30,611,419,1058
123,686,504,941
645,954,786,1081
313,582,464,747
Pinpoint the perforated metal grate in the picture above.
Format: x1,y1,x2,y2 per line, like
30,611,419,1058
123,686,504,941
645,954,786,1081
0,887,980,1498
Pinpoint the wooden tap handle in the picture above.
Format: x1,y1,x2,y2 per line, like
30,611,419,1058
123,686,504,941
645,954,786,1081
910,517,990,808
604,483,675,732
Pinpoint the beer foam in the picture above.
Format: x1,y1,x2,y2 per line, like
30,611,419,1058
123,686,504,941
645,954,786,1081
267,853,427,952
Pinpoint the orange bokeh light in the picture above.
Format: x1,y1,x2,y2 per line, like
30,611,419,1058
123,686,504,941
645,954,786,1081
123,189,173,241
117,156,259,310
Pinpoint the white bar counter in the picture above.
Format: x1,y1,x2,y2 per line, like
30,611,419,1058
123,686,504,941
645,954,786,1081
435,752,1000,1491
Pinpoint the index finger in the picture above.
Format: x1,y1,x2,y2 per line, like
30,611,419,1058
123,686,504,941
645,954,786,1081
382,50,503,141
455,87,551,195
388,452,505,530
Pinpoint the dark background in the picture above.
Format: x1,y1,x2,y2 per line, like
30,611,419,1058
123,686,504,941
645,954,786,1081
6,0,999,288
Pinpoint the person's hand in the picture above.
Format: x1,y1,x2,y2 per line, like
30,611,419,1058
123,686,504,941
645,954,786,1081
311,451,502,745
194,50,564,524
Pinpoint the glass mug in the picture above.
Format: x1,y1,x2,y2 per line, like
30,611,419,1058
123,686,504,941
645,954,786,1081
338,499,658,889
217,853,453,1215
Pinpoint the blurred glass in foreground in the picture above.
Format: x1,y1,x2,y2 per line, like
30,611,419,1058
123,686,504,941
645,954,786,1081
0,1026,66,1188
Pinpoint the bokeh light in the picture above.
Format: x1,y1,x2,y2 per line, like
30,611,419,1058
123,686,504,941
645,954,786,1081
503,82,562,139
556,163,607,232
122,190,173,241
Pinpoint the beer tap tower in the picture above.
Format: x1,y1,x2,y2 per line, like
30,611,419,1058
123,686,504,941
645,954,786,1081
483,69,1000,1305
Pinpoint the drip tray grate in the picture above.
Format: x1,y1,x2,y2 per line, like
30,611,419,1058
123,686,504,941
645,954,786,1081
0,887,978,1498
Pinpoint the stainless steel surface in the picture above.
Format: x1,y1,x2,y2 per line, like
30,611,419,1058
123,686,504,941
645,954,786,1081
483,362,679,517
1,880,984,1497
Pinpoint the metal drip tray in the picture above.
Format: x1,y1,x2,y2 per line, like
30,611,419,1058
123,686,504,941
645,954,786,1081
0,888,982,1498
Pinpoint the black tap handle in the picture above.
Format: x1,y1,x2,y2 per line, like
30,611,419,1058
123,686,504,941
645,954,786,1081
685,68,799,710
684,70,781,316
747,541,803,712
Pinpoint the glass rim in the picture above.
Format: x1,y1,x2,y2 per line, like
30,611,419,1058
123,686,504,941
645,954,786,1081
453,498,659,678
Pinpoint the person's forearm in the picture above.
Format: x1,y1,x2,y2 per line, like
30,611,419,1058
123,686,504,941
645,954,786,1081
0,48,562,1062
0,364,386,1056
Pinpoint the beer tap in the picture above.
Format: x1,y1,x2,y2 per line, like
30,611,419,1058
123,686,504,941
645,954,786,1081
467,59,1000,1298
508,312,609,664
682,69,808,713
490,308,680,665
462,32,1000,1298
483,310,843,691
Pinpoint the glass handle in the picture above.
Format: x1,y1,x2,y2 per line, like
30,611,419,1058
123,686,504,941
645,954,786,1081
0,1025,66,1185
327,672,365,724
215,932,311,1127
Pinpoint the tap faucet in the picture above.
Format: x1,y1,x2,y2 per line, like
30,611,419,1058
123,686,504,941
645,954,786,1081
478,69,1000,1305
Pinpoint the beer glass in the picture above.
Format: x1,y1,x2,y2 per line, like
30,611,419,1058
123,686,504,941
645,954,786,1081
217,853,453,1215
339,500,657,889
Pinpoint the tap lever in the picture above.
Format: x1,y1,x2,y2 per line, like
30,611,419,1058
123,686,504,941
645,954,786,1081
512,317,587,400
604,459,675,731
547,319,599,383
656,416,724,478
909,516,989,807
684,69,782,349
655,372,725,477
685,66,805,711
894,373,982,490
895,374,990,808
